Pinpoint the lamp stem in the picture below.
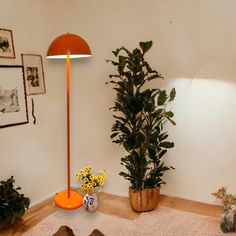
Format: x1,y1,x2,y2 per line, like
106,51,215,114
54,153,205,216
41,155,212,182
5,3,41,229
53,54,83,210
66,55,71,198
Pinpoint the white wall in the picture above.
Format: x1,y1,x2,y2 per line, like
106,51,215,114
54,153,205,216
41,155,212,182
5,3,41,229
1,0,236,206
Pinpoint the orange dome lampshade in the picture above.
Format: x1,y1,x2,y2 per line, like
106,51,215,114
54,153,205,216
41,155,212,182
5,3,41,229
47,33,92,58
47,33,92,210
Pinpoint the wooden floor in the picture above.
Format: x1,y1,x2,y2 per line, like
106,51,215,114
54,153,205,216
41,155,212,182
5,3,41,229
0,192,223,236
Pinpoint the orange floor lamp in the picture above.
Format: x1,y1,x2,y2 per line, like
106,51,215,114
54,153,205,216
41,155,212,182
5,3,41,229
47,33,92,210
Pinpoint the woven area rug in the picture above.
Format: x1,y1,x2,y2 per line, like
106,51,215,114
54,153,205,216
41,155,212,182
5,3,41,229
23,206,234,236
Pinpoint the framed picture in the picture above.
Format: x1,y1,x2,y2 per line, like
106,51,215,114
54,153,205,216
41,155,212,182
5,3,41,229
0,65,29,128
21,54,46,95
0,28,15,59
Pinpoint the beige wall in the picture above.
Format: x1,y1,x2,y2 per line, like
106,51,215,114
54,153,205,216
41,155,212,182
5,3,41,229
1,0,236,205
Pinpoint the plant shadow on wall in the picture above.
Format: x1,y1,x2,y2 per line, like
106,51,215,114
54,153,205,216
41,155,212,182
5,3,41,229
106,41,176,212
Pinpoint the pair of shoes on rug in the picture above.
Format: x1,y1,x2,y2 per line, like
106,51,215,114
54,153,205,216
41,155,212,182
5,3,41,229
52,225,105,236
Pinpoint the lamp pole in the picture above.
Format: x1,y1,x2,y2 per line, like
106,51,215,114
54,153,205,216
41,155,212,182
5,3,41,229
66,55,71,198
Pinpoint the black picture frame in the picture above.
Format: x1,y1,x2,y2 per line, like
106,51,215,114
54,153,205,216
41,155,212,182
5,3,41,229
0,65,29,128
0,28,15,59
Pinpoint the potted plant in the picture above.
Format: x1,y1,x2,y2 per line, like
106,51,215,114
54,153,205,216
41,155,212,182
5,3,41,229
106,41,176,211
0,176,30,224
212,187,236,232
76,166,107,212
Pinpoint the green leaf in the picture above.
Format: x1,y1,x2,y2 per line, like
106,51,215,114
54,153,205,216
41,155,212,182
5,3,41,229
146,74,161,82
157,90,167,106
159,142,174,148
158,149,167,159
139,41,152,55
118,55,128,63
106,60,120,67
113,115,127,123
165,111,174,118
110,133,119,139
169,88,176,101
159,132,168,141
148,147,156,158
166,116,176,126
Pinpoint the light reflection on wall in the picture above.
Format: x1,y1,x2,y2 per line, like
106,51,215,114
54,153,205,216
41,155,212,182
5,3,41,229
162,75,236,204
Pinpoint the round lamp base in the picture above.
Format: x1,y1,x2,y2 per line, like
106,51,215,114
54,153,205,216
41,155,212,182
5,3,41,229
54,190,83,210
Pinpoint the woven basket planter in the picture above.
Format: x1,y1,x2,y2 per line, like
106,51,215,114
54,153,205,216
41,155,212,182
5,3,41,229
129,187,160,212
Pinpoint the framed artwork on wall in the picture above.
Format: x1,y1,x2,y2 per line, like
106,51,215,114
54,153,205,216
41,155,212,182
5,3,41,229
21,54,46,95
0,65,29,128
0,28,15,59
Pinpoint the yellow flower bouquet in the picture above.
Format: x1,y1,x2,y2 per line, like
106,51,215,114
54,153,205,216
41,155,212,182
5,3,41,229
76,166,107,192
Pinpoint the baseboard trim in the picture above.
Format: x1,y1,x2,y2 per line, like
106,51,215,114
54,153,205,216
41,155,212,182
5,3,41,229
103,189,128,197
29,189,59,207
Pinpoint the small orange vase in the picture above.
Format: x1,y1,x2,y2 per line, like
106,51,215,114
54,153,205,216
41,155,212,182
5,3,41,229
129,187,160,212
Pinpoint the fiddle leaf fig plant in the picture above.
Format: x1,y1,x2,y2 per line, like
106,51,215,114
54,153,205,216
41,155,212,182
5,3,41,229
106,41,176,192
0,176,30,224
